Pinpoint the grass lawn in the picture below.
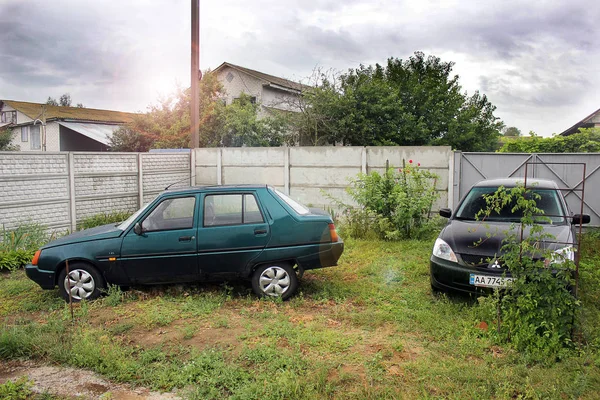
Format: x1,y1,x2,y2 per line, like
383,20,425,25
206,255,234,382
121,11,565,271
1,236,600,399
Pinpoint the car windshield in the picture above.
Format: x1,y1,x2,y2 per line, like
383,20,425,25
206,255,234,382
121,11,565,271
455,187,566,224
116,195,158,230
273,189,310,215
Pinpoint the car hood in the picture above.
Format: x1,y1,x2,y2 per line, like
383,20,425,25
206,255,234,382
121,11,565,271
44,223,124,248
439,219,573,257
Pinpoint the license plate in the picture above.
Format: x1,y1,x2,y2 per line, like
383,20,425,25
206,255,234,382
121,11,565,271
469,274,514,288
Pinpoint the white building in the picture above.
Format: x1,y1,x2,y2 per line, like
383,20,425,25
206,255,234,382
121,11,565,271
213,62,309,116
0,100,139,152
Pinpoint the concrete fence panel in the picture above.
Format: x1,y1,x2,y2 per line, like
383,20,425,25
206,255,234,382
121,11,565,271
0,151,191,233
0,152,71,231
194,146,453,211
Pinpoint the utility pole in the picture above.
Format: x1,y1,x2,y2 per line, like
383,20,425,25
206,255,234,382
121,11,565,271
190,0,200,149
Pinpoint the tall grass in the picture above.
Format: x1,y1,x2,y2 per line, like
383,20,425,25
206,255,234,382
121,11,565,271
77,211,132,230
0,223,53,271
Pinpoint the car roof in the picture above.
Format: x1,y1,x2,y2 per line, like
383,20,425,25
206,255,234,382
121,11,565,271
472,178,559,190
165,184,269,194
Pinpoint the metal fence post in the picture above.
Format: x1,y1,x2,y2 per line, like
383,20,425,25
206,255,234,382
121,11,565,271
284,147,290,195
217,148,222,185
68,152,77,232
137,153,144,208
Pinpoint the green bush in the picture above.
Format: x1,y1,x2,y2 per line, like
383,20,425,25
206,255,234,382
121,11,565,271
477,185,579,362
499,127,600,153
0,377,32,399
336,160,440,240
0,223,52,271
78,211,132,230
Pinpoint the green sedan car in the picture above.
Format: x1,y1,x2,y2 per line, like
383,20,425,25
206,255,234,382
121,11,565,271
26,185,344,301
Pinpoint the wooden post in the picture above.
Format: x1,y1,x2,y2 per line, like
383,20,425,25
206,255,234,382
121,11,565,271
190,0,200,149
65,259,74,321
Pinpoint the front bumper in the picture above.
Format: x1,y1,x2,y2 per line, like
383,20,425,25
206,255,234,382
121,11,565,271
25,264,56,290
430,255,509,295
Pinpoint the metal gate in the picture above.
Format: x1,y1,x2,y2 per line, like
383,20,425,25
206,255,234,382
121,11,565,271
453,152,600,226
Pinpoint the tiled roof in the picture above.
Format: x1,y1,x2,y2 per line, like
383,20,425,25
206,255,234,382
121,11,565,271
0,100,139,124
214,62,311,92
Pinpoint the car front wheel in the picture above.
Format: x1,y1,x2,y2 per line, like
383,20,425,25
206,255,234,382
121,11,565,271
252,263,298,300
58,263,105,302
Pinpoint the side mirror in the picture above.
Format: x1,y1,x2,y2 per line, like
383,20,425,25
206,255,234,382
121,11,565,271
133,222,143,235
572,214,591,225
439,208,452,218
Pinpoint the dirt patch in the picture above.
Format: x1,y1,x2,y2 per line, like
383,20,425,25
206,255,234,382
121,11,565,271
0,360,180,399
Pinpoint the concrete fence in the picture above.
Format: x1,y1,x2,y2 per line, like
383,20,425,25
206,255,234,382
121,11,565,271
4,147,598,232
193,146,453,211
0,152,191,232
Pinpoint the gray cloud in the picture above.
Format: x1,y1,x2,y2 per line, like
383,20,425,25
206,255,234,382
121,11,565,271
1,0,599,135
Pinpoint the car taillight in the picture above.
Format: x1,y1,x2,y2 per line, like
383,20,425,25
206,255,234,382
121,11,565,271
329,223,339,242
32,250,41,266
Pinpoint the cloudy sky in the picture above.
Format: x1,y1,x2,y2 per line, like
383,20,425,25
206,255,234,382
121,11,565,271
1,0,599,136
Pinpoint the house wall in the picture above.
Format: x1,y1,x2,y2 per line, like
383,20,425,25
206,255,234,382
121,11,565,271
0,152,191,232
8,120,61,152
4,105,36,150
194,146,453,212
46,123,60,151
217,66,265,106
260,86,301,113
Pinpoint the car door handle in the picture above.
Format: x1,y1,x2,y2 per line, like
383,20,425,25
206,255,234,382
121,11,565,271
179,236,195,242
254,229,267,235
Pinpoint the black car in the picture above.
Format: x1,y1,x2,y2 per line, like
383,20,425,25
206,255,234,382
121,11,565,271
430,178,590,294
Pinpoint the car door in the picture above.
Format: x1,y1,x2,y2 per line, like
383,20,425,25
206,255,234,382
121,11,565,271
197,192,271,278
120,195,199,284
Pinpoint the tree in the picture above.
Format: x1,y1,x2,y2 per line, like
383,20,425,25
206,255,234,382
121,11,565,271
0,128,19,151
221,94,287,147
504,126,521,137
59,93,71,107
108,126,154,152
46,93,83,108
109,70,289,151
299,52,503,151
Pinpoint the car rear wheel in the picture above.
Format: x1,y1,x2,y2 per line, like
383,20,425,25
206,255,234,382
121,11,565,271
252,263,298,300
58,263,105,302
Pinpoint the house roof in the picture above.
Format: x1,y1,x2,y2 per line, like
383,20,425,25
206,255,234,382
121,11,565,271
213,62,311,93
559,107,600,136
0,100,139,124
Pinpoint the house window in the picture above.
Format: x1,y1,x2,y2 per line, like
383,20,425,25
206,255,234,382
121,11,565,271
1,111,17,124
226,72,234,83
30,125,41,150
21,127,28,142
232,96,257,105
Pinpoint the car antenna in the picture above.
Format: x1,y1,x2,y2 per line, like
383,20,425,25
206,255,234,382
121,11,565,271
165,175,195,190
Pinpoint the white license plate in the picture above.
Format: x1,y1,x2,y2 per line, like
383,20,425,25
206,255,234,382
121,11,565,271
469,274,514,288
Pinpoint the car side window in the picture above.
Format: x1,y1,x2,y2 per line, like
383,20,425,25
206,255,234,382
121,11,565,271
244,194,264,224
204,194,264,226
142,196,196,232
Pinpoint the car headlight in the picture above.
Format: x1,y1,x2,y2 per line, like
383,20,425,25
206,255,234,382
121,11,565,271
432,238,457,262
545,246,575,266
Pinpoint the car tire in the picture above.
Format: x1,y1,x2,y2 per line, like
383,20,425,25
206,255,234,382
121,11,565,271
58,263,105,302
252,263,298,300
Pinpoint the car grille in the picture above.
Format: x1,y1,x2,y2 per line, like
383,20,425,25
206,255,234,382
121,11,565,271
459,253,493,266
459,253,509,274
